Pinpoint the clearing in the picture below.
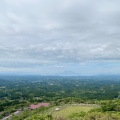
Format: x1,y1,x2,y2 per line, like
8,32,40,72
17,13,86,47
53,104,97,118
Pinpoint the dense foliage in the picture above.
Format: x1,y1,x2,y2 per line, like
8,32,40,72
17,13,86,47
1,75,120,119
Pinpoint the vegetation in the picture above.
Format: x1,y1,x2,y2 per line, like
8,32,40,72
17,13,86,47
1,75,120,119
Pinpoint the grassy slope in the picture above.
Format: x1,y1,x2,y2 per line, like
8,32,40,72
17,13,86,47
53,105,96,118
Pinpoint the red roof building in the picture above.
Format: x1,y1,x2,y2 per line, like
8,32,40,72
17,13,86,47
29,103,49,110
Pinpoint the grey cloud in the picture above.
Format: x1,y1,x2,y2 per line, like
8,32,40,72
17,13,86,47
0,0,120,71
0,41,120,67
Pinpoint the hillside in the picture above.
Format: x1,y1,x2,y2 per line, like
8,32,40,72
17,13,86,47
1,76,120,120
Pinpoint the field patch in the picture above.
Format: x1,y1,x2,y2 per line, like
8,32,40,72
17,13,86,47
53,104,97,118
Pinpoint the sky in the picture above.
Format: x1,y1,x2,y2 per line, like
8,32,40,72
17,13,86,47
0,0,120,75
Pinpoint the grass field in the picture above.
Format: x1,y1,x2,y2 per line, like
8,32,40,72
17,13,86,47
53,104,97,118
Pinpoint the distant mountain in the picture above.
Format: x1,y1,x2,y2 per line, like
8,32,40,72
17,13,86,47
57,71,80,76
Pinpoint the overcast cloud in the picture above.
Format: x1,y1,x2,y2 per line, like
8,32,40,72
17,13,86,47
0,0,120,75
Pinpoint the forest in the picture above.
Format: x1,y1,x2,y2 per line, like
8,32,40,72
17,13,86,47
1,75,120,120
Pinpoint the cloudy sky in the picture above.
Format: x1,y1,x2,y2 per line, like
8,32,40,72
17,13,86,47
0,0,120,75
